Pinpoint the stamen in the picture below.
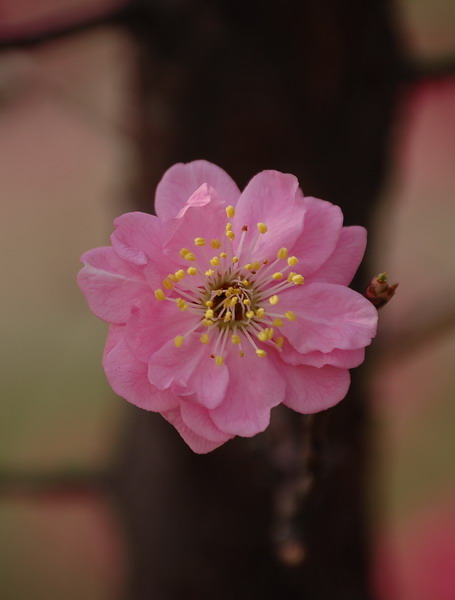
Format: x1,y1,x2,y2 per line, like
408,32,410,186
220,252,227,259
187,267,197,276
231,334,241,344
257,222,268,234
205,269,215,276
154,289,165,301
287,256,299,266
184,252,196,262
194,237,206,247
291,274,304,285
272,272,283,280
275,337,284,348
175,269,185,280
256,308,265,318
174,335,184,347
284,310,296,321
232,256,239,263
226,231,235,241
211,239,221,249
162,278,174,290
210,256,220,266
272,318,283,327
277,247,288,260
215,356,224,366
256,349,267,358
269,295,279,305
226,205,236,218
200,333,209,344
179,247,190,258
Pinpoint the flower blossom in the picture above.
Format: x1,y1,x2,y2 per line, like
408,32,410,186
78,161,378,453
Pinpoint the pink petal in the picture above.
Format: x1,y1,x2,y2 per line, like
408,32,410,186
103,328,179,412
147,334,229,409
155,160,241,221
289,196,343,275
77,247,149,324
125,296,197,362
233,171,306,258
279,362,351,413
162,407,232,453
210,344,285,437
111,211,164,266
180,399,234,444
280,343,366,369
163,183,227,263
279,282,378,354
306,226,367,285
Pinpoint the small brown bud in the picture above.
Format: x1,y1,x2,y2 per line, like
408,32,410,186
365,272,398,309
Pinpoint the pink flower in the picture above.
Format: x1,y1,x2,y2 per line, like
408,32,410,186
78,161,378,453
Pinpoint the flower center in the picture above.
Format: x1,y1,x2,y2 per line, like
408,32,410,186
153,205,304,365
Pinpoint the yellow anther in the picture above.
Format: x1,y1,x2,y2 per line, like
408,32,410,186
211,239,221,249
162,278,174,290
243,279,249,286
187,267,197,276
200,333,209,344
243,298,251,305
226,231,235,241
259,327,274,340
251,261,262,271
215,289,223,296
174,335,184,348
226,205,235,218
244,263,251,271
205,309,214,319
220,252,227,259
225,222,233,231
184,252,196,262
154,289,165,301
287,256,299,266
224,311,232,322
229,297,238,307
179,247,190,258
202,318,214,327
272,272,283,280
210,256,220,266
175,269,185,280
205,300,213,307
167,273,178,282
232,256,239,263
246,310,255,319
269,295,279,305
178,301,188,311
287,271,297,282
194,237,206,246
275,337,284,348
231,334,241,344
256,349,267,358
215,355,224,366
257,222,268,234
285,311,296,321
272,318,283,327
291,274,305,285
277,247,288,260
256,307,265,318
205,269,215,276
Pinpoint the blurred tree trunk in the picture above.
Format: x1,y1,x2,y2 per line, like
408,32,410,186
116,1,401,598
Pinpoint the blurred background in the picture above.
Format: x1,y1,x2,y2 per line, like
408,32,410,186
0,1,454,599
